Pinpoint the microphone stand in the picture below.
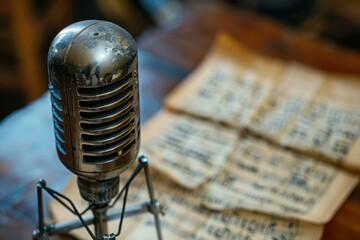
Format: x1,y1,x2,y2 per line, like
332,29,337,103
33,156,164,240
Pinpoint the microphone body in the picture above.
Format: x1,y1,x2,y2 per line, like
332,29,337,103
48,20,140,203
33,20,163,240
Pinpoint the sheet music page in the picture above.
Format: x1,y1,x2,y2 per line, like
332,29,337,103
202,136,359,224
126,172,323,240
140,110,238,189
194,211,323,240
49,32,360,240
281,74,360,171
165,33,281,129
125,171,210,240
249,63,324,142
50,171,323,240
166,32,360,171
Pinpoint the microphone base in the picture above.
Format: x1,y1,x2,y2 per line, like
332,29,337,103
33,155,164,240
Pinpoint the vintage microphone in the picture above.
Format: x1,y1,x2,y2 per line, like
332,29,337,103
33,20,163,240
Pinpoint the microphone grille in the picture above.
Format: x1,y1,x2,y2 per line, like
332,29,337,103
50,83,67,156
77,71,139,164
48,20,140,180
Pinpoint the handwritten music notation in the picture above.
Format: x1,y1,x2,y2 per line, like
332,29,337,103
202,136,357,224
194,211,323,240
281,100,360,163
168,66,272,129
126,169,323,240
50,33,359,240
166,34,360,171
50,110,328,239
140,110,238,189
125,171,210,240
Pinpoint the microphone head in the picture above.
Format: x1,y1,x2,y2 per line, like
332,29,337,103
48,20,140,181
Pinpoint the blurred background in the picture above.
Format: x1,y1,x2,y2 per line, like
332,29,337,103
0,0,359,120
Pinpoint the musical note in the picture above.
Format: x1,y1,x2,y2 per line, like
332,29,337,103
194,211,323,240
283,101,360,159
125,170,210,240
49,33,360,240
126,170,323,240
202,136,358,224
141,110,238,189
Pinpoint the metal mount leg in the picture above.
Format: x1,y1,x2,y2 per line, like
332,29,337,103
33,155,164,240
138,156,164,240
33,179,48,240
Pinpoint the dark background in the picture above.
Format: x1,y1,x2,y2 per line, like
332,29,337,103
0,0,360,121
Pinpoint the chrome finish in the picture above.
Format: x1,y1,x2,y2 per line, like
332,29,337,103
33,156,164,240
38,20,163,240
92,205,109,237
48,20,140,181
77,177,119,204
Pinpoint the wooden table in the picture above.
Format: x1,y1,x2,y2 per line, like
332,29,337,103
1,2,359,239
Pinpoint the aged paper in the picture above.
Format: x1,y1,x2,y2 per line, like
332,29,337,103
202,136,358,224
165,32,360,171
194,211,323,240
281,75,360,171
49,117,326,240
125,172,210,240
50,32,360,240
249,63,324,142
165,33,282,129
141,110,238,189
125,171,322,240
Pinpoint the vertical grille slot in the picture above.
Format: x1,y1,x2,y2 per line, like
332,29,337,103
79,97,133,120
82,132,134,152
56,141,67,156
50,89,66,155
77,73,131,96
122,139,136,155
78,74,137,163
80,110,133,131
83,153,118,163
79,85,132,108
49,82,62,101
52,107,64,123
82,122,133,143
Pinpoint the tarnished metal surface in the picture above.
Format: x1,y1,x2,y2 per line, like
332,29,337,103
48,20,140,181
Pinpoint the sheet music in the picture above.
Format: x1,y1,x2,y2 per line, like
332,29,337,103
126,171,323,240
141,110,238,189
165,33,360,171
281,101,360,163
202,136,358,224
125,171,210,240
249,63,324,142
194,211,323,240
49,33,360,240
165,33,281,129
49,112,327,239
281,75,360,171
